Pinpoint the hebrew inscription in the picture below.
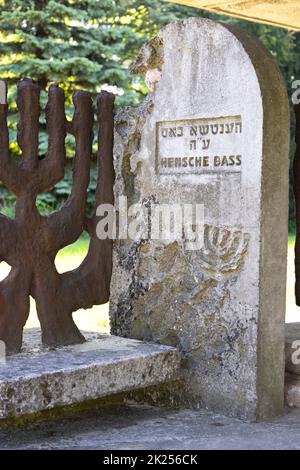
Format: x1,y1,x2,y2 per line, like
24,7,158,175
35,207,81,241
156,115,243,175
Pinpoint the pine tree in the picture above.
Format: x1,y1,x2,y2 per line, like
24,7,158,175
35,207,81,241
0,0,201,155
0,0,298,218
0,0,201,213
0,1,128,154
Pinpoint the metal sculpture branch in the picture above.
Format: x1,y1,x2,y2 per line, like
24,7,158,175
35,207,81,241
0,79,114,354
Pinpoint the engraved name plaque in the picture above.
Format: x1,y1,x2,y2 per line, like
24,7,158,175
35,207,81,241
156,115,243,175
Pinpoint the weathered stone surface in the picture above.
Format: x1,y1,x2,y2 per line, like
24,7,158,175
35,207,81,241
110,18,290,421
283,324,300,408
0,329,180,419
285,323,300,376
285,373,300,408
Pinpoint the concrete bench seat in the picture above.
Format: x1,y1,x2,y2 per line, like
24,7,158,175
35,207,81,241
0,329,180,419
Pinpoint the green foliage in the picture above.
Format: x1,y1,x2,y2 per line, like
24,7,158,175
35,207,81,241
0,0,299,220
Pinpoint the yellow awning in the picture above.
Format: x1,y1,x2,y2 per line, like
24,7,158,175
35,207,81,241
166,0,300,30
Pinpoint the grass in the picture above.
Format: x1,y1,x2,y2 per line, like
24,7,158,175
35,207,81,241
289,234,295,248
25,232,110,333
56,232,90,258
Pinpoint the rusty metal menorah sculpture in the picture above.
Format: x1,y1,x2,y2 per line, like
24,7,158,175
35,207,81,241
0,79,114,354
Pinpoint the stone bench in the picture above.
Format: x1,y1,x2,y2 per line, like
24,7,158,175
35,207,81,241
285,323,300,408
0,329,180,419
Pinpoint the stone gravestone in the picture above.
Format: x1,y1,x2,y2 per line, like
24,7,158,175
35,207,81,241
110,18,290,421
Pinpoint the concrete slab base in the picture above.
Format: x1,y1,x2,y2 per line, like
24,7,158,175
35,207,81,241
0,404,300,449
0,329,180,419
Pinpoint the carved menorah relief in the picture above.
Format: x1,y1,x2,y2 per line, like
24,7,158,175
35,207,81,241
198,225,250,279
0,79,114,354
